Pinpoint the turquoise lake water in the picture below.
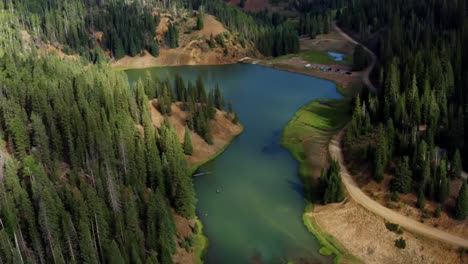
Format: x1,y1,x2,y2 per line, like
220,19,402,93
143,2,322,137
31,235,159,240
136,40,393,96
126,64,342,264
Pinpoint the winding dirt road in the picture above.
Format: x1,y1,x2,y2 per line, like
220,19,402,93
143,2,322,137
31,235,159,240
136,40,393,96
333,23,377,93
330,24,468,248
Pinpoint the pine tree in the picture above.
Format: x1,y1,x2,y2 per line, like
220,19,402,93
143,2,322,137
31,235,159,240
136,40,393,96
437,159,450,203
392,157,412,194
197,13,204,30
155,191,176,254
451,149,462,178
455,181,467,220
416,189,425,209
106,240,125,264
196,76,207,104
149,40,159,57
114,36,125,59
373,149,385,183
209,34,216,49
183,127,193,156
7,116,29,160
353,45,368,71
31,113,51,166
320,160,345,204
351,95,362,137
165,23,179,49
204,121,213,145
214,83,224,109
146,253,160,264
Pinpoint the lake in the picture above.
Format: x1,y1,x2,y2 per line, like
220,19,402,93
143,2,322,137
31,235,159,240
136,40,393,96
126,64,342,264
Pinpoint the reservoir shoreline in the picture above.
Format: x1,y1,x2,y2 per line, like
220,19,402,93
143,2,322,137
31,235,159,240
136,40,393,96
123,57,352,263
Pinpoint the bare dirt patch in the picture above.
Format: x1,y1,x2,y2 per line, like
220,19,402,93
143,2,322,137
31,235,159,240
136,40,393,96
149,100,243,168
309,200,467,264
113,45,252,68
189,14,227,38
113,14,259,69
173,213,197,264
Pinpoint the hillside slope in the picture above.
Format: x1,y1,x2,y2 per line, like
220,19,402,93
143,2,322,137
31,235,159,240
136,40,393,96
149,100,243,168
113,14,259,68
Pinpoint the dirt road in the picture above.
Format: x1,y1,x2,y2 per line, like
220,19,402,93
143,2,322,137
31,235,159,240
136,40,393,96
330,24,468,248
330,130,468,248
333,23,377,93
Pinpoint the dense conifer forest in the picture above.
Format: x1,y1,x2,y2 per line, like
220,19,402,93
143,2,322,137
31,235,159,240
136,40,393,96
339,0,468,218
3,0,468,262
0,2,241,261
0,0,316,59
0,53,184,263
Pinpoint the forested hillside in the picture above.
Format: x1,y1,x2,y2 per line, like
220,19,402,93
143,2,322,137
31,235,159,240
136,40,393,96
191,0,299,56
0,1,333,263
0,3,243,262
0,0,316,60
339,0,468,218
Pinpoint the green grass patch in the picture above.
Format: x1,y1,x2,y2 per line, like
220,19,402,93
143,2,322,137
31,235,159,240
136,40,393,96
281,99,350,165
319,247,334,256
301,48,352,65
281,72,362,262
193,218,209,264
281,98,351,201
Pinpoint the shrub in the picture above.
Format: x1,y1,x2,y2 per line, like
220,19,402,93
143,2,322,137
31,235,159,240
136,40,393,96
187,235,195,248
385,223,399,232
216,34,226,48
395,238,406,249
240,38,246,48
459,247,466,258
319,247,333,256
422,209,431,219
232,113,239,124
391,191,400,202
434,206,442,218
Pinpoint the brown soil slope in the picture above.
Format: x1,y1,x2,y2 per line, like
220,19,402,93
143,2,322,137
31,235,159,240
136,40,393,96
149,100,243,168
113,14,258,69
